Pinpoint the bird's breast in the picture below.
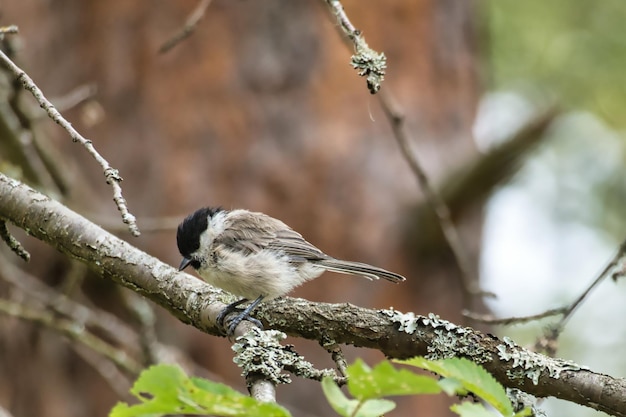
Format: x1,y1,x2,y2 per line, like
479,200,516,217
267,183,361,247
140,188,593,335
196,248,324,300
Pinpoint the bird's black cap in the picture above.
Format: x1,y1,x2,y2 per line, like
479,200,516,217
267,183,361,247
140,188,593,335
176,207,223,259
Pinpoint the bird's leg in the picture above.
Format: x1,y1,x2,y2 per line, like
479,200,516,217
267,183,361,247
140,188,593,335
216,298,249,329
225,295,265,336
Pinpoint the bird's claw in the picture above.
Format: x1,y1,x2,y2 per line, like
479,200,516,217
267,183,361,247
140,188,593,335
216,296,265,336
216,305,242,329
225,313,263,336
217,300,263,336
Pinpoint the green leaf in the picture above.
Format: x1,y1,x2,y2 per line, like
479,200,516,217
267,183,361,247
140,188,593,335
110,364,290,417
322,377,395,417
399,357,513,416
355,399,396,417
437,377,465,396
322,376,359,417
450,402,495,417
347,359,441,400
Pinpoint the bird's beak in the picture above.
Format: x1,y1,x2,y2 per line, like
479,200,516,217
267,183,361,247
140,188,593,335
179,257,193,271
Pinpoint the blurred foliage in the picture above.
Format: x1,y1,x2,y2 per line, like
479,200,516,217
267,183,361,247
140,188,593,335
483,0,626,240
487,0,626,127
113,359,532,417
480,9,626,417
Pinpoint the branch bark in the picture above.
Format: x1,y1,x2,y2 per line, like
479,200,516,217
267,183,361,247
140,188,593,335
0,172,624,416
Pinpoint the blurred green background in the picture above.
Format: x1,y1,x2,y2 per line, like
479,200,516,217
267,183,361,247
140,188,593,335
483,1,626,416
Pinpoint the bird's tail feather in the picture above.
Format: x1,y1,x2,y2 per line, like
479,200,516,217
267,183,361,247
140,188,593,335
316,259,405,283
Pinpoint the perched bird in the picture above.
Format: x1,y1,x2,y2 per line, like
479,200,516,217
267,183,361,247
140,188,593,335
177,207,405,335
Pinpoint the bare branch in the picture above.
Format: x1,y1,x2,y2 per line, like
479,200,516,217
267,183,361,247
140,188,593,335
0,298,142,375
72,345,133,399
535,239,626,355
439,108,558,209
466,234,624,356
48,83,98,115
0,220,30,261
0,251,140,351
120,289,160,366
94,214,180,233
378,91,487,308
159,0,213,54
0,48,140,236
321,338,349,379
558,240,626,330
463,307,565,326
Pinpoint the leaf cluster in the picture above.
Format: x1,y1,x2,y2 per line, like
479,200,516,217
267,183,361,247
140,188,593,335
111,357,532,417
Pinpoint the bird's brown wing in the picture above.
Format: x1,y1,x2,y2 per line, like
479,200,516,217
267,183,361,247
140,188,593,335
268,228,329,262
215,210,406,282
215,211,328,263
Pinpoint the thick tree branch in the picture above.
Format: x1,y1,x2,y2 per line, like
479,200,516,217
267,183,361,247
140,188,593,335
0,172,624,416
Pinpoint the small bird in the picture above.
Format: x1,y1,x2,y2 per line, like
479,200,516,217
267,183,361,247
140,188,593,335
177,207,406,335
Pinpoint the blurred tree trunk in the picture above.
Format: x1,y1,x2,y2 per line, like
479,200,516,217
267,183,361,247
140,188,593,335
0,1,480,416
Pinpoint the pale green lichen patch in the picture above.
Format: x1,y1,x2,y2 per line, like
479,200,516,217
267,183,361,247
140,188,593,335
380,308,419,334
351,45,386,94
427,329,462,359
426,326,491,363
421,313,459,332
497,337,588,385
381,310,492,363
232,328,292,385
232,327,335,386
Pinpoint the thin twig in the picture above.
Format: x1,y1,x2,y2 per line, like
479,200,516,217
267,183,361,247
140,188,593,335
378,91,487,308
0,298,142,375
0,220,30,261
57,259,88,296
463,307,565,325
0,48,140,236
3,45,71,195
48,83,98,115
321,338,349,379
542,239,626,348
0,250,224,388
467,239,626,355
159,0,212,54
323,0,491,306
323,0,386,94
0,251,140,351
94,214,181,233
120,289,160,366
73,345,133,399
